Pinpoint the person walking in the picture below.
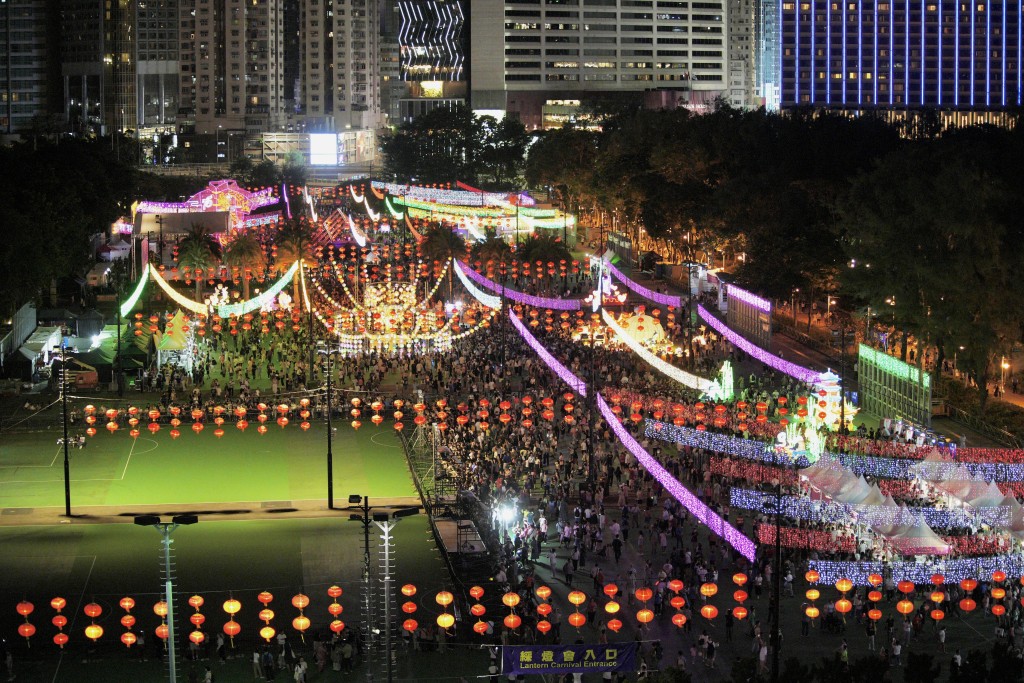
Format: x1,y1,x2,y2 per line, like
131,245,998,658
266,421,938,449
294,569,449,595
938,625,947,653
891,638,902,667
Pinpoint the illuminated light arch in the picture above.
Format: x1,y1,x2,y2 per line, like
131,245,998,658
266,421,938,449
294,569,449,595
601,308,720,397
119,264,151,318
453,261,501,309
457,262,580,311
603,261,683,308
148,261,300,318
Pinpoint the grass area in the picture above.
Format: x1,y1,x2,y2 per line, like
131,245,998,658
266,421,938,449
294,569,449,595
0,420,415,508
0,516,486,682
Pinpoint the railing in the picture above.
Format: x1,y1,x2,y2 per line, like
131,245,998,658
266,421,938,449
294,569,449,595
940,401,1023,448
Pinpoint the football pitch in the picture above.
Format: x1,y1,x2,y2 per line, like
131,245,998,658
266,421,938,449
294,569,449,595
0,420,416,510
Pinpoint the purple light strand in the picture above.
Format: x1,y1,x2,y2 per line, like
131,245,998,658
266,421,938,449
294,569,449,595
509,309,757,562
697,304,822,384
604,262,683,308
459,263,581,310
727,284,772,313
508,309,587,396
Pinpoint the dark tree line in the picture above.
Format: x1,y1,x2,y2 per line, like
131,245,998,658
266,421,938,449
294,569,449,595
526,106,1024,408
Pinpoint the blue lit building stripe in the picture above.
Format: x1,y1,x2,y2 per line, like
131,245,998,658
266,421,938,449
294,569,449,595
795,1,800,103
937,1,942,106
889,1,894,105
904,0,910,108
1002,4,1007,106
858,1,863,105
987,0,991,107
873,0,878,104
810,0,815,103
955,0,960,106
827,1,832,104
920,0,925,105
842,1,847,105
970,0,975,107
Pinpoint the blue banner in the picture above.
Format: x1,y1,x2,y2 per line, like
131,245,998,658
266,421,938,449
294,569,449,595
501,643,638,675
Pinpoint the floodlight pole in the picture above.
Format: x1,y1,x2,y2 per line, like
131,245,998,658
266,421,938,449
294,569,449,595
318,347,338,509
59,344,71,517
136,514,198,683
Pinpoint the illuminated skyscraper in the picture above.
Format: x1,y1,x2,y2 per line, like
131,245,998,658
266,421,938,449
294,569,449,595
396,0,466,122
780,1,1023,128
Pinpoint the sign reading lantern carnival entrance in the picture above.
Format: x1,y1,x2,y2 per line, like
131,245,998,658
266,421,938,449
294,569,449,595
501,643,638,676
857,344,932,426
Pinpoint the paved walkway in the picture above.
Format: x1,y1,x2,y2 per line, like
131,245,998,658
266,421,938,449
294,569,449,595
0,496,421,527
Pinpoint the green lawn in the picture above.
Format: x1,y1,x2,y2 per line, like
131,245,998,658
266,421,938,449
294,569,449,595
0,421,415,508
0,516,483,682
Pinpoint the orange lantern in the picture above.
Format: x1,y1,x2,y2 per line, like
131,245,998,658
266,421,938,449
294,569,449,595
700,605,718,620
732,606,748,620
867,609,882,621
992,604,1007,617
959,598,976,612
636,609,654,624
436,613,455,629
805,589,820,601
805,570,820,584
896,600,914,615
805,605,820,619
897,581,915,594
567,591,587,606
868,590,882,603
699,583,718,598
435,591,453,607
835,599,852,614
835,578,853,593
567,612,586,628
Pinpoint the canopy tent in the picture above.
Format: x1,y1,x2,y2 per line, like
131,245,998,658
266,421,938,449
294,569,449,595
968,481,1006,509
886,516,950,556
833,474,875,505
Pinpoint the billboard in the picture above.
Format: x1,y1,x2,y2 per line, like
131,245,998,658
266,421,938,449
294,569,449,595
309,134,339,166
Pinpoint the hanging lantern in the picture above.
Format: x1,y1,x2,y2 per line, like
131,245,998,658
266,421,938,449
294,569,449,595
567,612,586,628
897,581,915,594
436,613,455,629
834,599,852,614
699,583,718,598
835,578,853,593
671,613,687,628
636,609,654,624
805,570,820,584
503,614,522,630
700,605,718,620
732,606,748,620
896,600,914,615
867,609,882,621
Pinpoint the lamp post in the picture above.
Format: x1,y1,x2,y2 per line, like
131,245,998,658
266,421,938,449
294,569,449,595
791,288,799,325
1002,356,1010,391
317,345,340,509
134,514,199,683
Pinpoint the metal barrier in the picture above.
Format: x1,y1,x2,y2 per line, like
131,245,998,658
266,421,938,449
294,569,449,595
940,401,1023,448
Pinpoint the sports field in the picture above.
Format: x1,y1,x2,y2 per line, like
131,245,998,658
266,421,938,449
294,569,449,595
0,421,415,509
0,515,484,682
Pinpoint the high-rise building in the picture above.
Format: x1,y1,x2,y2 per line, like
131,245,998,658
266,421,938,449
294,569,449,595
780,1,1023,127
178,0,286,135
61,0,178,135
0,0,58,135
727,0,756,108
469,0,728,129
395,0,466,123
300,0,383,131
755,0,779,109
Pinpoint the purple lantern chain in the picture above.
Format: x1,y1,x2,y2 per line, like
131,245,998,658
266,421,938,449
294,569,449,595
509,309,757,562
603,262,683,308
727,284,772,313
459,262,581,310
697,304,823,384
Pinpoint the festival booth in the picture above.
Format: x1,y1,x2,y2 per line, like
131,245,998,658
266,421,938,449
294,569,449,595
132,179,281,236
155,311,195,373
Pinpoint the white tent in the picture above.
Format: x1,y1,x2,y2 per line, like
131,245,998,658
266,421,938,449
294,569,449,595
887,517,950,556
968,481,1006,509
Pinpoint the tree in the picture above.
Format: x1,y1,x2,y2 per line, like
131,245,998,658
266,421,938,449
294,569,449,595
223,232,267,299
839,133,1024,409
274,218,315,302
229,155,255,184
470,228,512,268
251,160,282,188
418,224,467,300
381,105,486,183
282,151,307,187
177,223,222,299
479,115,531,189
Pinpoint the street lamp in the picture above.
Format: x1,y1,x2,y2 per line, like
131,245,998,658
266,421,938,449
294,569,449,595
791,288,800,325
134,514,199,683
1002,356,1010,391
